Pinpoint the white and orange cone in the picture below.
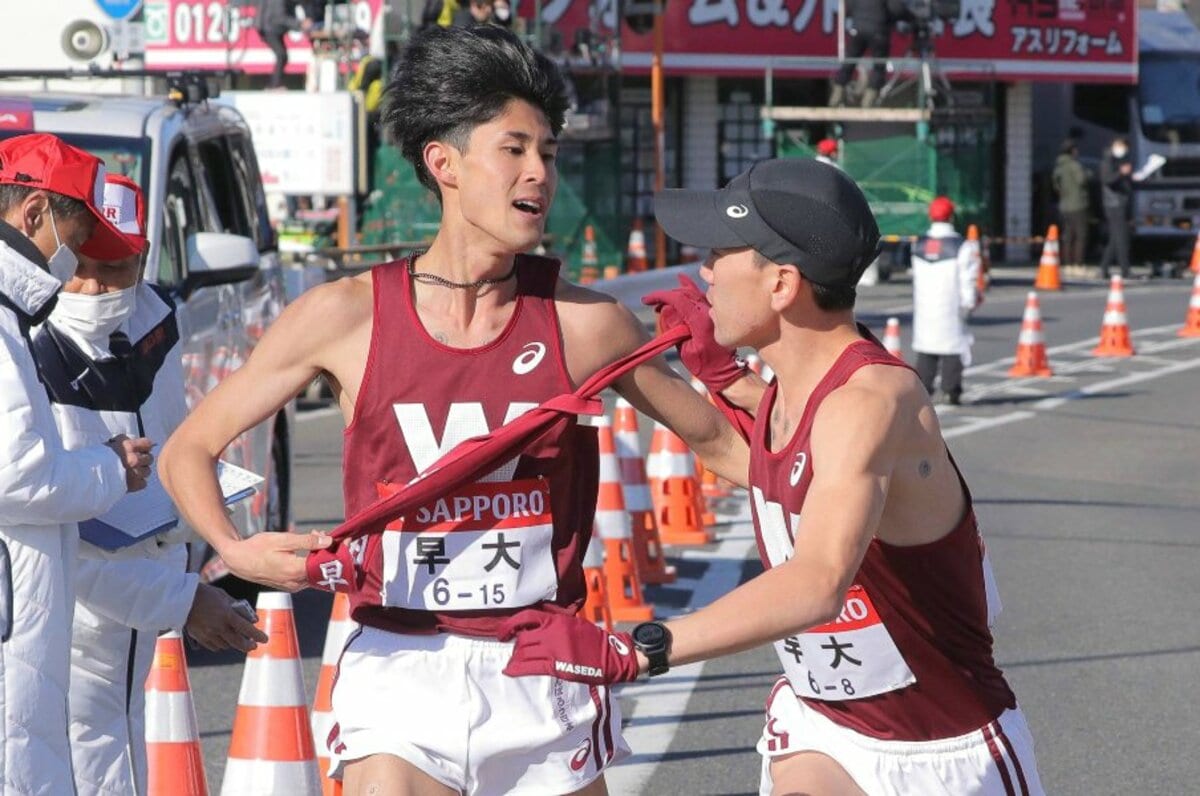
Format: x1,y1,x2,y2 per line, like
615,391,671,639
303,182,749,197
1034,224,1062,290
1008,292,1054,377
883,317,903,359
626,218,648,273
648,421,713,546
222,592,321,796
580,534,613,630
1178,271,1200,337
613,398,675,585
594,412,654,622
145,631,209,796
312,593,353,796
1092,275,1135,357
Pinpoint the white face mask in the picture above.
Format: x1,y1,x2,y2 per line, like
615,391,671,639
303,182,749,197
51,286,138,344
1112,145,1128,159
45,206,80,285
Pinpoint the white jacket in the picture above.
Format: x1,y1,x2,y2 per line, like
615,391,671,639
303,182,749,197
31,283,197,796
0,225,128,796
910,221,980,359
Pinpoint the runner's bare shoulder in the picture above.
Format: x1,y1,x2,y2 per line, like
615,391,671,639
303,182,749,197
553,277,648,376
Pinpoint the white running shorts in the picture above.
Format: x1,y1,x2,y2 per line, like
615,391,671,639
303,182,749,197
757,679,1044,796
329,625,629,795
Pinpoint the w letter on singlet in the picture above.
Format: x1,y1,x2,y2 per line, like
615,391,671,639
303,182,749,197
393,402,538,472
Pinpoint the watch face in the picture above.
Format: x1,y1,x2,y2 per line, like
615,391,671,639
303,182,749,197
634,622,666,647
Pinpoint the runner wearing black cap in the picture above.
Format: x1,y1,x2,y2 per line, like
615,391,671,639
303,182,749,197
501,159,1044,795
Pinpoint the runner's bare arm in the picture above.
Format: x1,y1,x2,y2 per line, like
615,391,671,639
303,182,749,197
556,282,750,486
158,278,371,591
660,372,909,666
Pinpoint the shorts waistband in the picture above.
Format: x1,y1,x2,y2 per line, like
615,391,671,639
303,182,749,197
357,624,514,652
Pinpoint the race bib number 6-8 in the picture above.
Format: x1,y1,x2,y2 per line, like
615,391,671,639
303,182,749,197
379,478,558,611
775,586,915,701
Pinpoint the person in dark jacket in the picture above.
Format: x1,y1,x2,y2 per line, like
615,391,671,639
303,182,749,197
1052,140,1091,268
256,0,328,88
830,0,900,108
1098,136,1133,279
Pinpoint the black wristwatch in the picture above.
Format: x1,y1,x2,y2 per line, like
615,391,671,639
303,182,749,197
631,621,672,677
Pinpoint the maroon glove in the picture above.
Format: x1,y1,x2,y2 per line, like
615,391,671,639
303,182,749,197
642,275,747,392
498,610,640,686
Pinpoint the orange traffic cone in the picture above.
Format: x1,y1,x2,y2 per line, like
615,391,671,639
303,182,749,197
1189,232,1200,275
580,534,613,630
1178,271,1200,337
883,317,903,359
145,631,209,796
1092,275,1135,357
579,224,599,284
1034,224,1062,291
222,592,321,795
312,593,353,796
613,398,675,585
594,412,654,622
626,219,648,273
648,421,714,546
1008,292,1054,377
688,378,722,524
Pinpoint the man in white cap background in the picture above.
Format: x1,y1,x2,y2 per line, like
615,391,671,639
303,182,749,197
28,172,267,796
0,132,153,794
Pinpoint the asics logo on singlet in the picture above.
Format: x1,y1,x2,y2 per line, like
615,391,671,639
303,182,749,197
555,660,602,678
608,635,630,656
789,452,808,487
512,342,547,375
726,204,749,219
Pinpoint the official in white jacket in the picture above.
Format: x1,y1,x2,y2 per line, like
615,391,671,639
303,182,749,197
29,175,266,796
0,134,151,795
910,196,980,406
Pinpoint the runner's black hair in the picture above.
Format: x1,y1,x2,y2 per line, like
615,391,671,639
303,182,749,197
382,25,569,195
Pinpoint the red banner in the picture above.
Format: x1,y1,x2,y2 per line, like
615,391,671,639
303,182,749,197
534,0,1137,83
142,0,383,74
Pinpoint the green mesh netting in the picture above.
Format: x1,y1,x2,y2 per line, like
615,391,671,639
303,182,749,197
360,142,626,281
777,130,992,238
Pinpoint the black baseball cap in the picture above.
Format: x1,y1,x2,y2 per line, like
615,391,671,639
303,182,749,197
654,159,880,288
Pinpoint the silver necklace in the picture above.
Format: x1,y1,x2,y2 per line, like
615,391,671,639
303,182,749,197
407,252,518,289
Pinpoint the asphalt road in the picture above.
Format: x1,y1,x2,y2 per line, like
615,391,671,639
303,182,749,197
189,267,1200,794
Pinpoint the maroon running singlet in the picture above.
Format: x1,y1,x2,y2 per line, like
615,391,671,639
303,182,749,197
341,256,599,637
748,332,1016,741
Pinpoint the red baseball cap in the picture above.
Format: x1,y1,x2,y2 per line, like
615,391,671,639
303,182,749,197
816,138,838,157
929,195,955,222
0,133,141,261
87,173,147,257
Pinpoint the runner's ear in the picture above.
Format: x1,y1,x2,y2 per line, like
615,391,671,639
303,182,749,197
423,140,458,190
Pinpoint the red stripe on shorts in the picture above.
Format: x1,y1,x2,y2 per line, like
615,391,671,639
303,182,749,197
995,719,1030,795
983,721,1017,796
588,685,604,770
601,686,616,764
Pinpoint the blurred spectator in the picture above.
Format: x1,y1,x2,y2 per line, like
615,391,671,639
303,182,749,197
815,138,839,168
453,0,512,27
911,196,979,406
1052,139,1090,268
256,0,328,89
1099,136,1133,280
830,0,901,108
420,0,461,30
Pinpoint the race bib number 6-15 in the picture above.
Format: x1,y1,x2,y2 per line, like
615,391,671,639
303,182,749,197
379,478,558,611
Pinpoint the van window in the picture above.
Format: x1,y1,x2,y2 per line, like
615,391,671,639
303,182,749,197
159,149,203,287
228,133,276,251
194,137,250,237
1072,84,1130,133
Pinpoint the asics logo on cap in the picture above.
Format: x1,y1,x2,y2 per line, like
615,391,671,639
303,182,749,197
789,452,807,487
726,204,749,219
512,341,547,375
